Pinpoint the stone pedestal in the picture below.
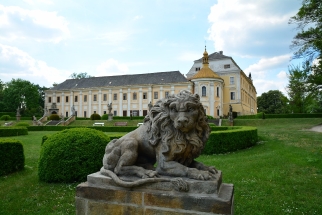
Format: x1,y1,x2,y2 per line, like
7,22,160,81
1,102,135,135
108,114,113,121
76,171,234,215
16,115,21,121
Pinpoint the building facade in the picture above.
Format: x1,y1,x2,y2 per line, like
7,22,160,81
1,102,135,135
44,49,257,118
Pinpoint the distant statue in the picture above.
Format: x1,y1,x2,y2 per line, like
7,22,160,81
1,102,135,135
16,107,21,116
108,103,112,114
43,106,48,116
228,104,233,122
60,113,64,121
148,101,153,111
71,105,76,116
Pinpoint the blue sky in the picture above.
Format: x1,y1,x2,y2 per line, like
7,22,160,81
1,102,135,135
0,0,302,96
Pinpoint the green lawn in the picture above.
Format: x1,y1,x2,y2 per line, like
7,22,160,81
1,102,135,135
1,118,322,214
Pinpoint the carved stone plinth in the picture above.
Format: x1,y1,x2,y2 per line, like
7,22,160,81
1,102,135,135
108,114,113,121
75,172,234,215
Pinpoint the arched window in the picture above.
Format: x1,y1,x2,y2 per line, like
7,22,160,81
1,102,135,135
202,86,206,97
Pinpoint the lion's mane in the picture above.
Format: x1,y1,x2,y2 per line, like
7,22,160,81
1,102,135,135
144,90,210,166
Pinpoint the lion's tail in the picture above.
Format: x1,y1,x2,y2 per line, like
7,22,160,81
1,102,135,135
99,167,172,188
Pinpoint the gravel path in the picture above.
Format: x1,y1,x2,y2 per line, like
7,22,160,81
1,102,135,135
308,125,322,132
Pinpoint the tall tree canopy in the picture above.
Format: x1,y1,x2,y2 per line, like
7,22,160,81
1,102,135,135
289,0,322,60
69,72,93,79
2,79,40,112
289,0,322,106
257,90,289,114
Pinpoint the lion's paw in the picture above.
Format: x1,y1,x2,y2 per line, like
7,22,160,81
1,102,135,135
187,168,214,180
142,170,158,179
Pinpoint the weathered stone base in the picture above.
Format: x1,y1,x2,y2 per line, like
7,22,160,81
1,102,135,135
76,172,234,215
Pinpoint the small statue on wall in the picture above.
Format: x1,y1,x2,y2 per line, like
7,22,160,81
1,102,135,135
107,103,112,114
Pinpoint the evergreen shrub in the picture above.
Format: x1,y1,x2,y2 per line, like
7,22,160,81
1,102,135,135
0,115,11,121
0,112,15,117
101,114,109,120
28,126,137,132
203,126,258,154
38,128,110,183
90,113,101,120
0,127,28,137
0,139,25,176
14,122,30,127
49,114,60,120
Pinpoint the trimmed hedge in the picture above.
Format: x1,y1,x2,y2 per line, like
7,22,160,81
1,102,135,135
0,112,15,117
28,126,138,132
203,126,258,155
0,139,25,176
49,114,60,120
90,113,101,120
265,113,322,118
112,116,145,120
0,115,11,121
38,128,110,183
0,127,28,137
236,112,264,119
14,122,30,127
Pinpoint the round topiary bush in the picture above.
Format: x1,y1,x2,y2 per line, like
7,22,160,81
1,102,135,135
101,114,108,120
49,114,60,120
38,128,110,183
90,113,101,120
14,122,30,127
0,115,11,121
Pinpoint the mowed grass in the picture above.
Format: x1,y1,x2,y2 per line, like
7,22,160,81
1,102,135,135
0,118,321,214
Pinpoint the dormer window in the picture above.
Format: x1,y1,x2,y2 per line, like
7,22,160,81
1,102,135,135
195,67,201,71
224,64,230,69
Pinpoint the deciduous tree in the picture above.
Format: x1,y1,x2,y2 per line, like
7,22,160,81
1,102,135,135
69,72,93,79
2,79,40,112
257,90,289,114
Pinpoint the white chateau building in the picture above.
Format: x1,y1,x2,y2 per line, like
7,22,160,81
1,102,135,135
44,49,257,118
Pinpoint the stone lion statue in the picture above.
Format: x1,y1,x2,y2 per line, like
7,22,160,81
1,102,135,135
100,90,217,188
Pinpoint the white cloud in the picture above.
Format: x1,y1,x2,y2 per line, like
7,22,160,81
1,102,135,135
207,0,298,57
0,4,69,43
245,54,290,79
96,58,129,77
0,44,68,87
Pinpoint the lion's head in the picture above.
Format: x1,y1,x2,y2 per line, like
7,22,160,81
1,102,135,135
145,90,210,165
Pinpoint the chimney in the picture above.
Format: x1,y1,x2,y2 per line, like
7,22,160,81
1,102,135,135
219,51,223,55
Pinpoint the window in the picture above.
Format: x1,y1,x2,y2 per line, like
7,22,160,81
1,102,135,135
202,86,206,97
217,109,220,116
93,95,97,101
113,110,117,116
57,96,60,103
103,94,107,101
75,96,78,102
66,96,69,103
113,93,117,100
195,67,200,71
224,64,230,69
104,111,106,114
143,92,147,99
66,112,68,117
84,95,87,102
165,91,169,98
216,87,219,97
123,93,127,100
230,77,234,85
48,97,51,103
133,92,137,100
84,111,87,118
154,92,158,99
94,111,96,114
230,92,235,100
